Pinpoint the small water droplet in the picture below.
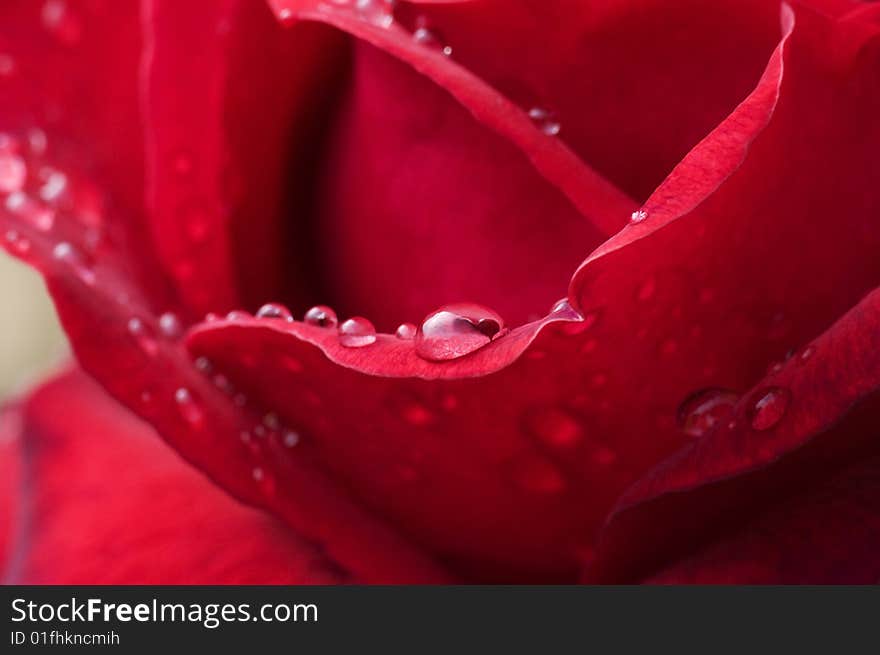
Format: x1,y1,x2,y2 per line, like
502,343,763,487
526,407,583,448
415,302,504,362
304,305,338,328
355,0,395,27
263,412,281,430
213,373,232,393
174,387,204,427
27,129,48,155
256,302,293,321
52,241,94,284
527,107,561,136
394,322,416,340
278,7,294,23
4,229,31,255
39,170,67,204
158,312,182,339
240,430,252,444
282,430,300,448
339,317,377,348
252,466,265,481
412,22,452,56
749,387,790,431
127,317,158,356
0,151,26,194
225,310,251,321
800,346,814,361
677,389,739,438
630,209,648,224
194,356,212,373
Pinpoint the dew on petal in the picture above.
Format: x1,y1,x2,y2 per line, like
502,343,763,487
0,151,26,194
127,317,158,356
194,356,212,373
225,310,251,321
174,387,204,427
52,241,94,285
630,209,648,224
0,54,15,77
395,322,416,340
339,317,377,348
415,302,504,362
158,312,182,339
304,305,338,328
412,21,452,56
749,387,791,431
355,0,395,28
677,388,740,438
527,107,561,136
41,0,82,45
263,412,281,430
39,170,67,204
282,430,300,448
256,302,293,321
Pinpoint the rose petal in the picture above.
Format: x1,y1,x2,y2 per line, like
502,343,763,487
1,160,451,586
647,456,880,584
588,284,880,582
2,370,348,584
386,0,784,201
267,0,636,238
0,403,23,576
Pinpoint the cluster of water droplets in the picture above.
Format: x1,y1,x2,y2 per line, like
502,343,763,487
242,298,520,362
1,128,104,286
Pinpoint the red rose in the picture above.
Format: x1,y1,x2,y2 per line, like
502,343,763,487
1,0,879,584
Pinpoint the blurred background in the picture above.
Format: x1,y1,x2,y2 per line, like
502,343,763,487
0,252,69,402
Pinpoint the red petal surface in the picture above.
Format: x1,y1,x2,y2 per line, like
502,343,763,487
647,456,880,584
0,404,23,576
589,284,880,582
1,371,348,584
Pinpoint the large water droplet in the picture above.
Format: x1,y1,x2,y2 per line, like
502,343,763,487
304,305,338,329
256,302,293,321
677,388,739,438
526,407,583,448
0,151,26,194
339,317,377,348
749,387,790,431
415,303,504,362
527,107,561,136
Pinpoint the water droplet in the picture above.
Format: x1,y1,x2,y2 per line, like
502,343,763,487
395,322,416,339
39,170,67,204
677,389,739,438
800,346,814,361
28,129,48,155
355,0,395,27
252,467,265,481
225,310,251,321
304,305,338,328
413,22,452,56
4,229,31,255
263,412,281,430
283,430,300,448
527,107,561,136
749,387,790,431
240,430,252,444
127,317,158,356
256,302,293,321
52,241,94,284
508,456,567,495
158,312,182,339
41,0,81,45
339,316,377,348
213,374,232,393
526,407,583,448
278,7,294,24
194,356,212,373
415,302,504,362
630,209,648,224
0,152,26,194
174,387,204,427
